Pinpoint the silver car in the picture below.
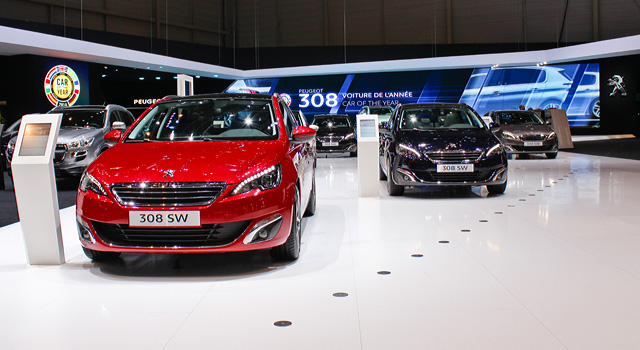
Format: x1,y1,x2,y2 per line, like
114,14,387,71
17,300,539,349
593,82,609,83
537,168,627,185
488,110,558,159
6,104,134,177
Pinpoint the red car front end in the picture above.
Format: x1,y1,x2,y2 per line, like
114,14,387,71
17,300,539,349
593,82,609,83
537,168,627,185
76,93,316,261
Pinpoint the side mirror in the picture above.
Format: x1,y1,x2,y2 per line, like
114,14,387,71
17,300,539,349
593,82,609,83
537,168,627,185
545,120,552,125
291,126,316,143
489,122,500,130
104,129,123,142
309,124,319,131
112,121,126,130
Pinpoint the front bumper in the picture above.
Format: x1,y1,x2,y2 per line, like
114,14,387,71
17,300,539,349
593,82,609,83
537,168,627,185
7,143,95,177
315,137,357,153
76,181,295,253
500,138,558,154
390,153,508,187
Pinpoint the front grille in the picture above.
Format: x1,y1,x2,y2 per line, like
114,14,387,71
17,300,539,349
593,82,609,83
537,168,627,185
111,182,227,207
54,144,67,163
519,134,547,141
318,135,345,142
413,169,493,182
91,220,251,248
426,152,482,162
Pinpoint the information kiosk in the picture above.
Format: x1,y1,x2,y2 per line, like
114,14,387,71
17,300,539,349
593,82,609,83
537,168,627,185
356,114,380,197
12,114,65,265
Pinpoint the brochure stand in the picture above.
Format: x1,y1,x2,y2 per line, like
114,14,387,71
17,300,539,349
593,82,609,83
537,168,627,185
12,114,65,265
356,114,380,197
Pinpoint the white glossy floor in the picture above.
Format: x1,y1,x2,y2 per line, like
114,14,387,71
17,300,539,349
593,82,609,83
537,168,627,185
1,151,640,349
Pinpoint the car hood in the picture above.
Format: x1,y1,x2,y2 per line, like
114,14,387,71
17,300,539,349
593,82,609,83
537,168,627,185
57,127,102,143
499,124,554,136
316,127,353,136
89,140,286,184
398,128,500,153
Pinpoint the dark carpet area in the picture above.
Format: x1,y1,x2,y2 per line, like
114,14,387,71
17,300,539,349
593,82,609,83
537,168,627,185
563,137,640,161
0,171,79,227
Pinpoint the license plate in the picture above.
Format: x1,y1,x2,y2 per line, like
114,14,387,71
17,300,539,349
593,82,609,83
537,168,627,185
323,142,339,147
437,164,474,173
524,141,543,147
129,211,201,227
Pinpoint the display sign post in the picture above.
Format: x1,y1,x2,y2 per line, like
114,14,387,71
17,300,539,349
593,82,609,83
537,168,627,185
12,114,65,265
547,109,573,149
177,74,194,97
356,114,380,197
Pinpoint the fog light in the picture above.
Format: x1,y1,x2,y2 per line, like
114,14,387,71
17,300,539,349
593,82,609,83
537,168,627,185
243,214,283,244
76,216,95,244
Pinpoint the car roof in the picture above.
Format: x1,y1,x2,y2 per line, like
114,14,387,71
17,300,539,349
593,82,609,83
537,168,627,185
313,114,349,117
399,103,469,109
161,93,273,102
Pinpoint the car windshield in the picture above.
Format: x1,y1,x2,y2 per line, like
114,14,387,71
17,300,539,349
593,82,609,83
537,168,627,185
497,111,544,125
369,107,393,115
58,110,106,129
312,116,350,128
126,98,278,142
399,106,484,130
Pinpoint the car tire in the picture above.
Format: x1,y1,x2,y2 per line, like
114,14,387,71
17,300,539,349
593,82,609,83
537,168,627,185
546,152,558,159
303,177,316,217
540,99,562,110
82,247,120,261
349,151,357,157
379,162,387,180
590,99,600,118
486,181,507,195
271,187,301,261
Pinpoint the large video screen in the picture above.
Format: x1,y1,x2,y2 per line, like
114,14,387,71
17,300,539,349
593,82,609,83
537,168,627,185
226,63,600,127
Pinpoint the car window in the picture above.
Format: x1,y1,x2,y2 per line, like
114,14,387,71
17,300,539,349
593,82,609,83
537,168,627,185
399,106,484,130
312,116,351,128
505,69,540,85
117,110,134,126
581,74,597,85
279,101,297,137
126,98,278,141
485,70,504,87
497,111,543,125
59,110,106,129
369,106,393,115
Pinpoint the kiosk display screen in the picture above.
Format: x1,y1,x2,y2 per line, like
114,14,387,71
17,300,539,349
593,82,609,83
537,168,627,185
359,119,377,138
19,123,51,156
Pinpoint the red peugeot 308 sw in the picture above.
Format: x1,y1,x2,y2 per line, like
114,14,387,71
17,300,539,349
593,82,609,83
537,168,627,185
76,93,316,261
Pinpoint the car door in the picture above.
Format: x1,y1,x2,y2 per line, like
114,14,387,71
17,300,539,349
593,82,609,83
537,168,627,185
281,100,313,203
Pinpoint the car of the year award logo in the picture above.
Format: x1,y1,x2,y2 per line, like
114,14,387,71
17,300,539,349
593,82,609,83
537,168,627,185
44,65,81,106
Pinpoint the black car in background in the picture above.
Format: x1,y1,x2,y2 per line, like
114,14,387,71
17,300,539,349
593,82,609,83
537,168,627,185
311,114,357,157
1,119,21,168
487,110,558,158
379,103,508,196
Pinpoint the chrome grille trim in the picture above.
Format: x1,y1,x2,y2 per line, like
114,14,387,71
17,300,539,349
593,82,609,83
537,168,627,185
426,152,482,162
111,182,227,207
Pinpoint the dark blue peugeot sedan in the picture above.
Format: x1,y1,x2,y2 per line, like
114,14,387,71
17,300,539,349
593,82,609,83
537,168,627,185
379,103,508,196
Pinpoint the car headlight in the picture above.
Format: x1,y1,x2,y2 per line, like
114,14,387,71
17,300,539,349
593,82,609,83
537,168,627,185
344,132,356,140
232,164,282,195
68,137,94,149
79,172,108,197
396,143,421,158
501,131,516,140
547,132,557,139
486,143,504,157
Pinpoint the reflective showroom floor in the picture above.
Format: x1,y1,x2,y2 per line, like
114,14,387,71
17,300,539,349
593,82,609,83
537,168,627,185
1,151,639,350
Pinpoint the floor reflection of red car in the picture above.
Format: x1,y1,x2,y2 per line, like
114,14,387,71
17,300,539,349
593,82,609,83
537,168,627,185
76,93,317,262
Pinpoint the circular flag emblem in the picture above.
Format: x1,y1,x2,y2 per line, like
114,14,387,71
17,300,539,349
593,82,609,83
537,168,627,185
44,65,80,106
280,93,292,106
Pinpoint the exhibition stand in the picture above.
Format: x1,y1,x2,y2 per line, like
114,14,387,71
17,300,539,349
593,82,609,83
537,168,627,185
12,113,65,265
547,109,574,149
356,114,379,197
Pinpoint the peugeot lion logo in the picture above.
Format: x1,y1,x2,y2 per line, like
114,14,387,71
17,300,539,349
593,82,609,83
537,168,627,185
608,75,627,97
163,170,175,177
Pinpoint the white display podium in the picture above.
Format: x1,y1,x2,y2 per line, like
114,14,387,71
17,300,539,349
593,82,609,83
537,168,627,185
11,114,65,265
356,114,380,197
